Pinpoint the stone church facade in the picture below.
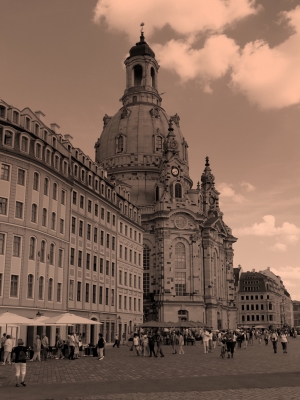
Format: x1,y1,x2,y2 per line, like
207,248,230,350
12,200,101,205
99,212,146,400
95,32,237,329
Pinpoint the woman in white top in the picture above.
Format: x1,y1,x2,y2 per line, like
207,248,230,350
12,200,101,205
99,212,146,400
2,335,13,365
280,331,288,353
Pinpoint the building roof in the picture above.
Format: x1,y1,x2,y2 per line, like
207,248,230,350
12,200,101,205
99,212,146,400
128,33,155,59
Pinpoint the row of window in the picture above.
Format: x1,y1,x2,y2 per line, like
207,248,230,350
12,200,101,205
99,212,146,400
119,245,141,266
119,222,141,244
241,303,273,311
118,270,141,289
240,295,268,300
32,172,66,203
0,273,61,301
241,314,273,322
143,242,186,270
118,294,141,312
143,272,186,296
69,280,114,306
70,249,115,274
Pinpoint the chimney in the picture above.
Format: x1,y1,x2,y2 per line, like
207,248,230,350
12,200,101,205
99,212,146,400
64,134,73,141
35,110,45,122
50,123,60,133
267,266,270,270
252,269,255,272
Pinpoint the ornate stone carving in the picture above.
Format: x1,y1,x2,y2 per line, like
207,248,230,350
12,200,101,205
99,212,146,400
150,107,160,118
121,106,130,119
103,114,112,127
170,113,180,127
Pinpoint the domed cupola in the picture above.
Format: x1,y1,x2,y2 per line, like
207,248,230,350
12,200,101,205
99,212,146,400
128,32,155,59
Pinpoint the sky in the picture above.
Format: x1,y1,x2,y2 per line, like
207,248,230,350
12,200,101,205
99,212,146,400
0,0,299,300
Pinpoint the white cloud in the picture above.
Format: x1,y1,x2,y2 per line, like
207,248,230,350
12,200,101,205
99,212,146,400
271,266,300,300
93,0,259,40
218,182,246,203
235,215,300,243
240,181,256,192
269,242,287,252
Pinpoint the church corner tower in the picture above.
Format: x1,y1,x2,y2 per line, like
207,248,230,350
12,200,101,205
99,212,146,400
95,29,238,330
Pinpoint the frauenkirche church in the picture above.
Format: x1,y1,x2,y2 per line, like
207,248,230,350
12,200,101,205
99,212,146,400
95,32,238,329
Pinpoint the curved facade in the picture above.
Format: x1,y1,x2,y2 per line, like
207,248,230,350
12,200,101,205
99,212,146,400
95,34,238,329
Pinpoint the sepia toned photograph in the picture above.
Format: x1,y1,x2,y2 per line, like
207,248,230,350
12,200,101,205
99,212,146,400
0,1,299,399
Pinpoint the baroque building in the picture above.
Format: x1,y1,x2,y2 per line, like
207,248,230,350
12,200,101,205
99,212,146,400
95,32,237,329
0,99,143,345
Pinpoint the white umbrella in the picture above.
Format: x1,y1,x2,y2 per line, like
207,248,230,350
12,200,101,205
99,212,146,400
33,315,58,326
44,313,102,325
0,312,40,341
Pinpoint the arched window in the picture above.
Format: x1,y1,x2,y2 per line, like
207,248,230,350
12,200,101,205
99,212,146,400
29,237,36,260
155,186,160,202
27,274,34,299
48,278,53,301
44,178,49,195
31,204,37,223
175,183,182,198
4,130,13,146
38,277,44,300
33,172,39,191
35,143,42,159
151,67,155,88
53,183,57,200
81,169,85,182
155,136,162,152
49,243,55,265
46,149,51,164
40,240,46,262
175,242,186,269
74,164,78,177
51,212,56,230
143,245,150,270
21,136,29,152
0,106,6,118
117,136,124,153
133,65,143,86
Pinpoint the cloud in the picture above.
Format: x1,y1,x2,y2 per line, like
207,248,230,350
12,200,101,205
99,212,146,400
218,182,246,203
240,181,256,192
230,6,300,109
270,266,300,300
93,0,259,40
235,215,300,243
269,242,287,252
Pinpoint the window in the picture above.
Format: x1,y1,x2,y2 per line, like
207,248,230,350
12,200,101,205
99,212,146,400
29,237,36,260
4,131,13,146
21,136,29,152
124,271,127,286
125,225,128,236
124,296,127,310
119,295,122,309
1,164,10,181
0,198,7,215
13,111,19,123
112,262,115,277
48,278,53,301
246,305,249,310
111,289,114,306
73,191,77,205
36,143,42,159
72,217,76,234
125,247,128,261
134,252,137,264
119,270,122,285
46,149,51,164
58,249,63,268
134,275,136,288
175,272,186,296
49,243,55,265
60,218,64,234
94,227,98,243
38,276,44,300
79,221,83,237
85,283,90,302
15,201,23,219
112,236,115,251
120,222,123,233
129,273,132,287
129,297,132,311
44,178,49,195
33,172,39,190
17,169,25,185
27,274,34,299
256,304,259,310
99,286,103,304
54,155,59,170
53,183,58,200
156,136,162,151
138,276,141,290
105,288,109,305
106,260,109,275
174,183,182,198
106,234,110,248
129,250,132,262
51,212,56,230
86,253,90,270
100,258,103,273
10,275,19,297
241,305,244,310
80,195,84,209
175,242,186,269
25,117,30,130
117,135,124,153
77,282,81,301
61,190,66,205
78,250,82,267
93,256,97,272
138,299,141,312
100,231,104,246
0,233,5,254
81,169,85,182
63,161,68,175
143,245,150,270
87,224,91,240
57,283,62,302
95,204,98,217
112,215,116,226
70,248,75,265
69,280,74,300
139,233,141,243
261,304,264,310
13,236,21,257
0,106,6,118
92,285,96,304
101,207,105,219
42,208,47,226
134,298,136,311
107,211,110,223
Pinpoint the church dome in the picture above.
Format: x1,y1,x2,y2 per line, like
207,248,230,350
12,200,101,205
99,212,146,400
128,33,155,59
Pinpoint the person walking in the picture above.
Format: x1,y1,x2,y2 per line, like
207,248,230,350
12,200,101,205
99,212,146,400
12,339,28,387
41,334,49,361
178,332,184,354
29,335,41,362
97,333,105,360
133,333,140,356
155,331,165,357
224,330,235,358
55,335,64,360
2,334,13,365
148,333,156,357
68,332,75,360
113,333,119,348
202,329,210,354
270,330,278,353
280,331,288,353
171,331,178,354
74,334,79,359
142,334,149,357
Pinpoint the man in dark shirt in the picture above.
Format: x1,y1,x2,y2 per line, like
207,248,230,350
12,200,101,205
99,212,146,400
97,333,105,360
12,338,27,387
148,333,157,357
